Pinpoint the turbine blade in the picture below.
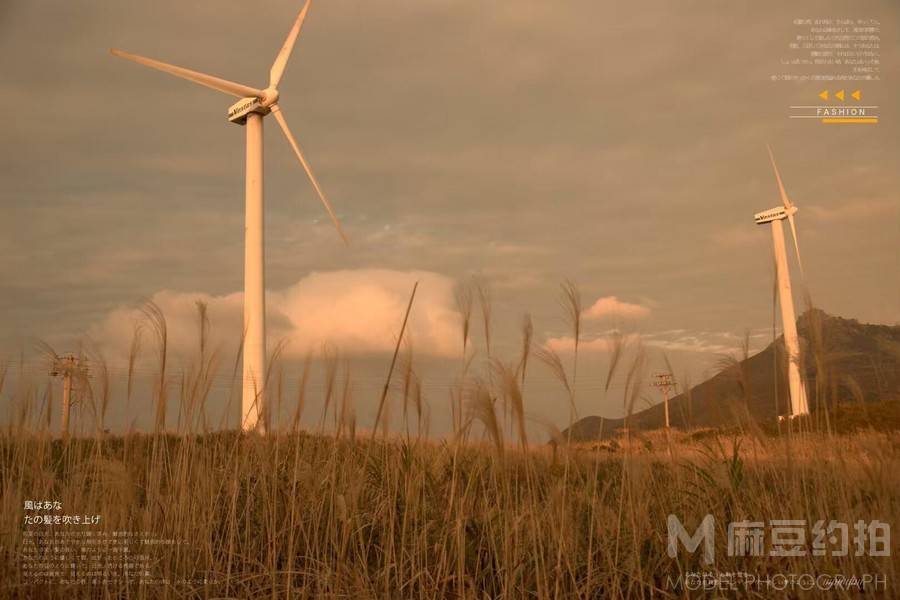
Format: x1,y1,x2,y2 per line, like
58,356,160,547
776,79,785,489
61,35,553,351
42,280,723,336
269,0,312,88
110,49,264,99
271,105,348,244
786,212,805,278
766,144,793,209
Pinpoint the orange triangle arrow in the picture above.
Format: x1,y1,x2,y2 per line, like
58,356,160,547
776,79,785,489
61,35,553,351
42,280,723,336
851,89,861,100
819,90,829,101
835,89,845,101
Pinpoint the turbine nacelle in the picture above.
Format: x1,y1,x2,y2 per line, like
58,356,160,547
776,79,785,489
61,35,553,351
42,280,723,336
227,88,279,125
754,204,798,225
227,97,271,125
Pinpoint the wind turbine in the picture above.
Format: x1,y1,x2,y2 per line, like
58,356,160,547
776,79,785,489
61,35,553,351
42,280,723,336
753,145,809,418
112,0,346,432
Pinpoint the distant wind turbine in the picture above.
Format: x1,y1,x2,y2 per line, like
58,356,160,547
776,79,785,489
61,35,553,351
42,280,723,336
112,0,347,431
753,145,809,418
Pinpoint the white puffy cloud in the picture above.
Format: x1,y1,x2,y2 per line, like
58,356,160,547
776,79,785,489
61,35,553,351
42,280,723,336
272,270,460,357
88,270,461,362
583,296,651,320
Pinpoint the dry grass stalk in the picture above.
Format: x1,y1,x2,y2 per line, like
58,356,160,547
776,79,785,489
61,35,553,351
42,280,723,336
474,276,493,358
517,313,533,385
140,301,168,433
491,358,528,448
373,281,419,439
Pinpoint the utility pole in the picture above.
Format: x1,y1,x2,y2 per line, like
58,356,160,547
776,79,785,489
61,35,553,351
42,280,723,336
651,373,676,429
50,354,89,438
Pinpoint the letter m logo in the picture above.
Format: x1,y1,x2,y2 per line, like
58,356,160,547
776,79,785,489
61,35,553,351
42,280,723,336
667,514,715,564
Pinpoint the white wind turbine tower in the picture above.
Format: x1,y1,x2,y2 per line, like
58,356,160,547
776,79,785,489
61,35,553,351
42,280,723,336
753,145,809,418
112,0,347,431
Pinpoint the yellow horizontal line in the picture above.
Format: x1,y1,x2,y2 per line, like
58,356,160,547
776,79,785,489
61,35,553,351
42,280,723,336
821,118,878,124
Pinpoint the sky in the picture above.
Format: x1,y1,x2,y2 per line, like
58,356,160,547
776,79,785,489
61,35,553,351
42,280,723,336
0,0,897,435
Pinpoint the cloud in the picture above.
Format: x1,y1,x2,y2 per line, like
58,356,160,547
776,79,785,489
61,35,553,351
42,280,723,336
644,329,769,355
645,337,737,355
583,296,651,320
545,328,762,356
88,269,461,362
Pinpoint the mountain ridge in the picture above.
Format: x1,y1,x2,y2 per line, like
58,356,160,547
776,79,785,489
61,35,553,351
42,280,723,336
562,310,900,441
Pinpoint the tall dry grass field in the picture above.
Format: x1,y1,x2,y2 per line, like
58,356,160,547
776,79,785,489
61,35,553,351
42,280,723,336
1,428,898,598
2,291,898,598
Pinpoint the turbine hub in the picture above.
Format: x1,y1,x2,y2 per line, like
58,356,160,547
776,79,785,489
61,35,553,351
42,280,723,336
260,87,280,107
